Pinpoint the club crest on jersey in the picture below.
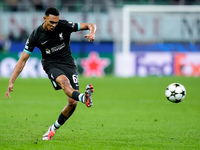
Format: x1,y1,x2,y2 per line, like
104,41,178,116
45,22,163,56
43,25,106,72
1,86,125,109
59,32,64,40
45,48,51,54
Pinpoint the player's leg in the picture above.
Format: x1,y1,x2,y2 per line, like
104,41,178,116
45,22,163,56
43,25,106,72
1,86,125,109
55,74,82,100
61,96,78,119
51,88,93,133
42,75,78,140
42,97,78,141
42,75,93,140
42,67,93,140
56,75,93,107
50,97,78,134
52,96,77,126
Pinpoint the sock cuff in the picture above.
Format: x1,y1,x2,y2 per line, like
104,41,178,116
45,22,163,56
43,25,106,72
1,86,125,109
57,113,67,125
78,93,84,102
54,120,61,129
72,91,80,101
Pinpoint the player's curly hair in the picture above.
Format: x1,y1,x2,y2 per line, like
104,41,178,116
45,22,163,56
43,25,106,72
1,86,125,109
45,7,59,16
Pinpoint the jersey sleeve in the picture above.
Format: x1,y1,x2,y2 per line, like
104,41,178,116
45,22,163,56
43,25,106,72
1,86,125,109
24,30,36,55
61,20,81,32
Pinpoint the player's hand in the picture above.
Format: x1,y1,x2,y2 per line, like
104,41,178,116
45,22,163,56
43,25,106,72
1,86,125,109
84,33,95,42
5,83,14,99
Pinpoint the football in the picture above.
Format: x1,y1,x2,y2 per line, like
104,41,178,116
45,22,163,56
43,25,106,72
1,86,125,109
165,83,186,103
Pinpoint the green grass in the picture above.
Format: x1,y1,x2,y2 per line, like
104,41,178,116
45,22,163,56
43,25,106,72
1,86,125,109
0,76,200,150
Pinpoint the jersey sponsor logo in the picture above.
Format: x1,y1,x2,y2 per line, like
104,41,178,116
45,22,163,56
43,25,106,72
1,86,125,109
51,42,65,53
44,43,66,54
41,40,48,45
45,48,51,54
59,32,64,40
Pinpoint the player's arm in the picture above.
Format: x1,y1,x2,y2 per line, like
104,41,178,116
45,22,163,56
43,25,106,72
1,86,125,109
5,51,30,99
80,23,96,42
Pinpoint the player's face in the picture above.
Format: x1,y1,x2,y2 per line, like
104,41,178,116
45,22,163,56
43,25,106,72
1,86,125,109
43,15,59,31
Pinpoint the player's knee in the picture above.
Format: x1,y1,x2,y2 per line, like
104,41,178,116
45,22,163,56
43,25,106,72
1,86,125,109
68,98,78,107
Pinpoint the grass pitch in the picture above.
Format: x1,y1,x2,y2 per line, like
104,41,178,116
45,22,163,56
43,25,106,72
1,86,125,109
0,76,199,150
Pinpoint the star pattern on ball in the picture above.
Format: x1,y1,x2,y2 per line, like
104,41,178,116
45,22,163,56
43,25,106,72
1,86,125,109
81,51,110,77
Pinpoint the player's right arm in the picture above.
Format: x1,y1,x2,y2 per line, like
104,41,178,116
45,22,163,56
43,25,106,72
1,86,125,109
5,51,30,99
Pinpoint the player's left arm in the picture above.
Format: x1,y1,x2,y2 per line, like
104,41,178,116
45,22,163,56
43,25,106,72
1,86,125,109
80,23,96,42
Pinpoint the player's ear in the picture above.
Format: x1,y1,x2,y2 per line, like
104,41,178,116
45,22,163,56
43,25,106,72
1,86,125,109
43,16,46,21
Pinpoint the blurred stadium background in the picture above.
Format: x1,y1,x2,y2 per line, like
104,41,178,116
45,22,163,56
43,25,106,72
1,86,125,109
0,0,200,78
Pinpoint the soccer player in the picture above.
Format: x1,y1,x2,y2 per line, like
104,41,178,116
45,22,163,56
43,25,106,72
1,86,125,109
5,7,96,140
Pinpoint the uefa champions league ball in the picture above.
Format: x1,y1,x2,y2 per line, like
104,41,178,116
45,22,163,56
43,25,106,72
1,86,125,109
165,83,186,103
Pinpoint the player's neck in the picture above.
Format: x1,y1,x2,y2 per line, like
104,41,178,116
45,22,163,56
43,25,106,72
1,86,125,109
42,23,48,31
